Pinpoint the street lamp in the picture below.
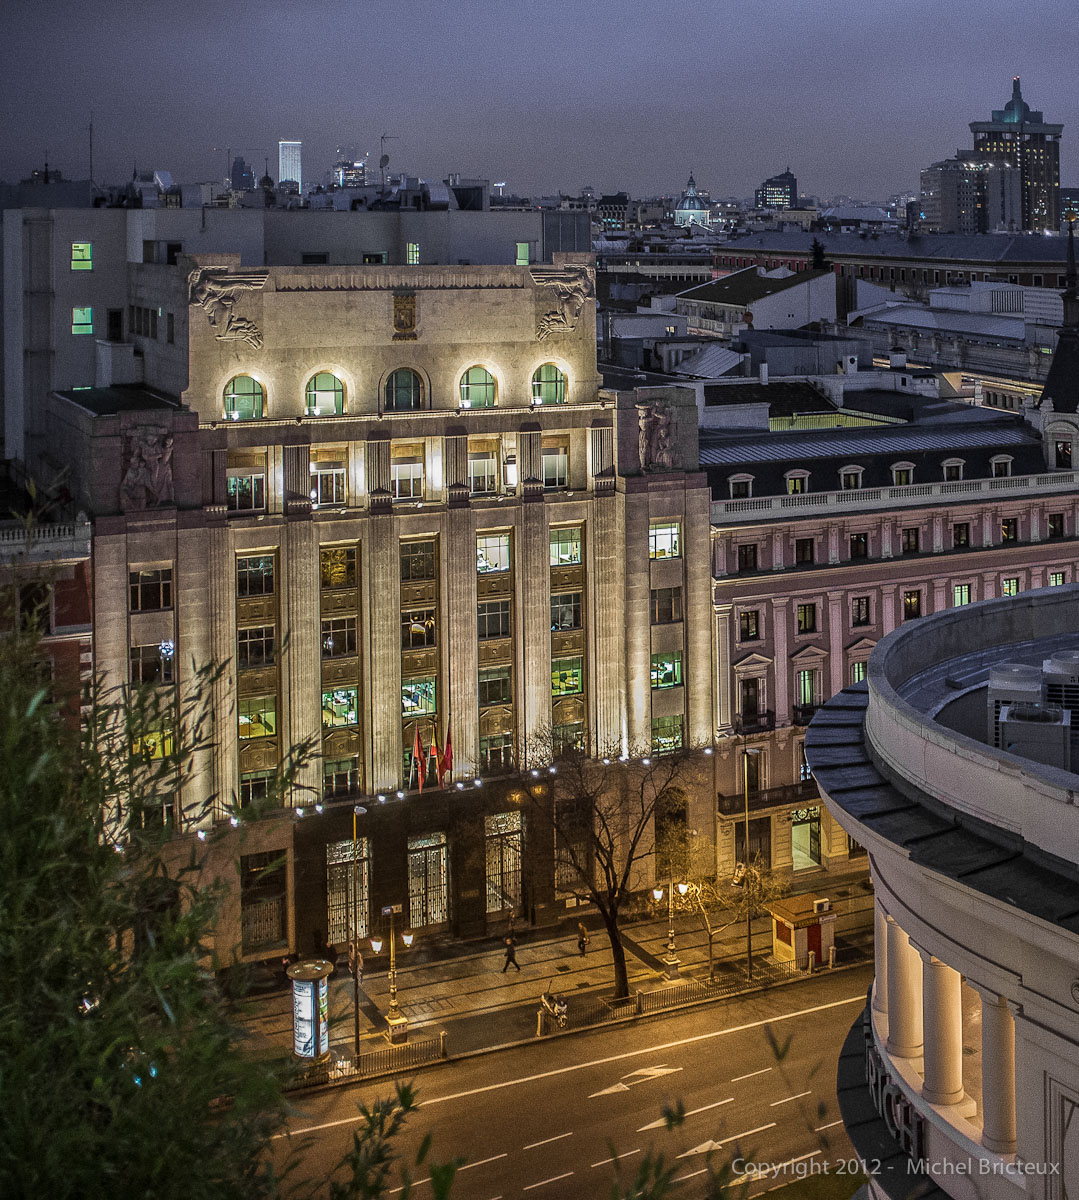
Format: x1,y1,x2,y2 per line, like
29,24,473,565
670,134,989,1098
348,804,367,1057
742,746,762,980
653,880,689,980
371,904,413,1043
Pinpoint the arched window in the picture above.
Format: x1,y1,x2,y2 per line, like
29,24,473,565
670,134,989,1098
305,372,345,416
531,363,566,405
384,368,423,412
223,375,264,420
459,365,496,409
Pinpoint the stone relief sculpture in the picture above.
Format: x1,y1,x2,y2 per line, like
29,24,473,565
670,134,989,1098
637,403,674,472
531,265,595,341
187,266,269,349
121,427,174,510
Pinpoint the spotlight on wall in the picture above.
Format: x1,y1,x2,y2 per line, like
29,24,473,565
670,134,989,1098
395,790,405,799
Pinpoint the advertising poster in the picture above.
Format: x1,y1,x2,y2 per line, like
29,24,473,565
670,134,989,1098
293,978,315,1058
317,976,329,1057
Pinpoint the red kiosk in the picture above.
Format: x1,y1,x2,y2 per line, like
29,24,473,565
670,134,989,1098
767,894,836,969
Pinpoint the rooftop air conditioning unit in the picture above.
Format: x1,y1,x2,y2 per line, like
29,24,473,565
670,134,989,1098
813,898,831,914
987,663,1044,747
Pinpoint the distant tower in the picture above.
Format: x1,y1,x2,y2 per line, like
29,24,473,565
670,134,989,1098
970,78,1062,232
754,168,798,210
278,140,302,192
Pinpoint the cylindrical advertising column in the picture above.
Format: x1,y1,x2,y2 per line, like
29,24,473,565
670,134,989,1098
287,960,334,1062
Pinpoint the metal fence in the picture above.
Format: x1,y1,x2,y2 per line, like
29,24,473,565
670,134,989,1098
284,1034,445,1092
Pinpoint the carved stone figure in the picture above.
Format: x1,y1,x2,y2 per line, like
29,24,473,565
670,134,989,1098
531,266,595,340
637,403,675,472
121,427,174,510
187,266,269,349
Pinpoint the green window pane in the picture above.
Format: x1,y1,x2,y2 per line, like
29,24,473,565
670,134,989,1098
71,306,93,335
402,676,437,716
238,695,276,738
322,687,358,728
460,365,496,409
651,714,683,754
385,368,422,412
407,242,421,265
223,375,264,420
531,363,566,405
552,656,583,696
650,652,683,689
71,242,93,270
515,242,530,266
305,372,344,415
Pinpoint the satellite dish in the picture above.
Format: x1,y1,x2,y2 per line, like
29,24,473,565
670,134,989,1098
379,154,389,168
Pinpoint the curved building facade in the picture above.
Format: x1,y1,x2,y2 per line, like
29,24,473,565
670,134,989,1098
806,586,1079,1198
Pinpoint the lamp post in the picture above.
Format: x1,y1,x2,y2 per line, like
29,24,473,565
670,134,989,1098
371,903,413,1043
349,804,366,1057
653,880,689,980
742,746,762,980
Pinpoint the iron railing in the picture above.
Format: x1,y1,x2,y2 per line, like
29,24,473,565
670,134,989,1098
718,778,819,817
285,1035,445,1092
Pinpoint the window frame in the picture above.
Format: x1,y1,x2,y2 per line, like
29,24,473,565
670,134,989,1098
551,656,583,697
796,602,818,635
477,533,511,574
531,363,567,405
71,242,93,271
650,586,683,625
384,368,424,413
305,372,345,416
71,306,93,335
459,365,496,409
650,651,684,690
223,374,264,421
649,522,681,561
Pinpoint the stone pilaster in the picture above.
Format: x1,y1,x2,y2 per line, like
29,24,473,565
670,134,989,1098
684,487,713,747
366,512,400,789
880,584,897,636
827,591,844,696
591,493,625,753
624,492,652,752
516,502,551,760
873,900,888,1015
443,505,478,777
715,603,734,735
283,520,320,801
772,598,790,725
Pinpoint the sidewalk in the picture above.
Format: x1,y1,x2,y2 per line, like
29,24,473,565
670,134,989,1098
235,866,875,1062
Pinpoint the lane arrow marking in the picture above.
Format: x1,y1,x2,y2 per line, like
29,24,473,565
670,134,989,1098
637,1096,733,1132
676,1122,777,1158
588,1064,682,1098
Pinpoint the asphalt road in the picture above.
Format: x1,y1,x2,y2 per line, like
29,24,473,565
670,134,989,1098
276,964,873,1199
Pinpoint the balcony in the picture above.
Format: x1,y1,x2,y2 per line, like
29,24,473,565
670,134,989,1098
718,778,819,817
733,709,775,735
792,703,820,726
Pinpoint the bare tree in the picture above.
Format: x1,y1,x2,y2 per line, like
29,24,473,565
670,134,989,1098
520,736,704,1000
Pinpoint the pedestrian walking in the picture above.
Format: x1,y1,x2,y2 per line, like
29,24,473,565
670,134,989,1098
576,922,589,956
502,934,520,972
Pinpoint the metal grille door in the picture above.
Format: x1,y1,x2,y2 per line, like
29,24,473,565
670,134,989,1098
484,811,522,914
408,832,448,928
326,837,370,946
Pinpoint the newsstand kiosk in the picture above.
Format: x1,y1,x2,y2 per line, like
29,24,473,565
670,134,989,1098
766,894,836,970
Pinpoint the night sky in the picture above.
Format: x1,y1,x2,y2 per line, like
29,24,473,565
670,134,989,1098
5,0,1077,201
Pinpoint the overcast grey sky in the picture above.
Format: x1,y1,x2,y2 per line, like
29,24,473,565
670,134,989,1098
4,0,1076,200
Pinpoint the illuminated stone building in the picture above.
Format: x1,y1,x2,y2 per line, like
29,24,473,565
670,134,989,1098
38,251,713,961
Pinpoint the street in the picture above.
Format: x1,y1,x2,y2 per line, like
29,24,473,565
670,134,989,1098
275,965,872,1198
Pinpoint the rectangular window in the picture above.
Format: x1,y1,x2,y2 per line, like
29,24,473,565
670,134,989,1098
479,733,515,773
478,666,512,707
739,610,760,641
237,625,275,669
650,587,682,624
786,475,805,495
239,769,276,809
391,458,424,500
166,312,174,344
477,533,511,573
322,687,358,728
730,479,750,499
549,526,582,566
796,668,818,706
903,590,922,620
737,543,758,572
550,591,582,631
1048,513,1065,538
485,811,522,914
841,470,861,490
130,642,174,685
320,547,357,590
795,537,814,565
850,532,868,559
650,651,683,689
901,527,919,554
651,714,684,754
71,306,93,335
402,676,436,716
71,242,93,270
238,694,277,738
401,539,436,582
992,460,1011,478
515,242,530,266
401,608,437,649
321,616,357,658
1050,571,1065,587
649,522,681,560
406,242,421,265
227,473,266,512
893,468,912,487
477,599,510,640
797,603,817,634
468,452,498,495
1055,441,1072,469
850,661,867,684
944,462,962,481
552,723,585,756
851,596,870,626
1001,578,1019,597
1001,517,1017,542
363,252,388,265
551,656,583,696
311,466,346,507
541,446,568,490
129,568,172,611
953,584,971,607
953,522,970,548
237,555,275,597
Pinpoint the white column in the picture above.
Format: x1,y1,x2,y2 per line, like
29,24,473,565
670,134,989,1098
885,917,923,1058
917,949,964,1105
977,988,1017,1154
715,603,734,734
873,900,888,1015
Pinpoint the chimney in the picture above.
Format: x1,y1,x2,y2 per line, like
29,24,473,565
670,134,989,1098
759,362,769,386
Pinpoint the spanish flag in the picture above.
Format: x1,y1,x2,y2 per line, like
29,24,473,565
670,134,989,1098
430,728,444,788
440,718,453,782
411,724,425,793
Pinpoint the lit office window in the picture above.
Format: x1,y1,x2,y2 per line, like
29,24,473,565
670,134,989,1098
477,534,510,573
650,652,683,689
223,375,264,420
71,242,93,271
71,306,93,335
305,372,345,415
460,366,496,408
648,521,680,560
322,688,359,728
549,526,581,566
551,657,583,696
531,363,566,405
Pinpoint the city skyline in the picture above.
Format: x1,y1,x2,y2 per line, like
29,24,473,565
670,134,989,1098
5,0,1078,202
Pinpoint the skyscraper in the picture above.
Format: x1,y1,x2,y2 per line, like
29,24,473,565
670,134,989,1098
278,139,302,192
754,168,797,210
970,77,1062,232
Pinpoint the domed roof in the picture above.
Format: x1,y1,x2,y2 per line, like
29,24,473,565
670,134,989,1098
676,173,707,212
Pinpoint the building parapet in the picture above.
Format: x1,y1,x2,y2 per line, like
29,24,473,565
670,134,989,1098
710,469,1079,526
0,521,92,563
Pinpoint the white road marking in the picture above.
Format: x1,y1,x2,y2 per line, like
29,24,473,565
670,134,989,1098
743,1150,821,1179
591,1148,641,1168
523,1132,572,1150
389,1179,428,1195
523,1171,574,1191
769,1090,812,1107
589,1064,682,1097
679,1122,776,1157
460,1154,509,1171
673,1167,709,1183
815,1119,844,1132
278,993,866,1137
638,1096,732,1131
731,1067,772,1083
